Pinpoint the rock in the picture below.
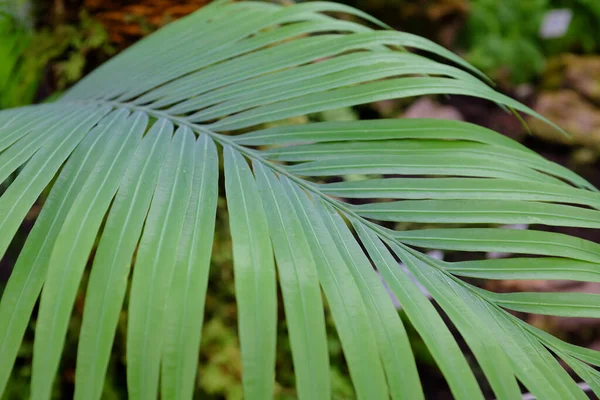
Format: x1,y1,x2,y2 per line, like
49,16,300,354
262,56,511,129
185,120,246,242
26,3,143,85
403,97,464,121
542,54,600,102
526,90,600,146
563,54,600,102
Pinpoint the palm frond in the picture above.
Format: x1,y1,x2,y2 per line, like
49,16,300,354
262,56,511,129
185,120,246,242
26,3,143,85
1,1,599,399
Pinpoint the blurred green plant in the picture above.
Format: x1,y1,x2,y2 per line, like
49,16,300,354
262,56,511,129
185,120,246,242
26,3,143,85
464,0,600,84
0,9,112,109
0,12,35,108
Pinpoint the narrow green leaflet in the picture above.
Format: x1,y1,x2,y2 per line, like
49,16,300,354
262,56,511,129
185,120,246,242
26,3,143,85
288,154,564,185
561,354,600,398
484,291,600,318
320,178,600,208
234,119,536,150
519,321,600,367
127,125,195,400
223,146,277,400
75,117,172,400
274,146,586,191
354,223,484,400
445,257,600,283
315,202,423,400
282,178,388,399
267,2,390,30
253,162,330,400
264,140,531,162
387,246,520,400
455,290,588,400
354,199,600,228
395,228,600,263
0,109,126,397
161,135,218,400
488,307,589,400
31,111,147,400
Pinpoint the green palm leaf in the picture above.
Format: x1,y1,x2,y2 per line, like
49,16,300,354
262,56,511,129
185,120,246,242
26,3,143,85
0,1,599,399
224,146,276,399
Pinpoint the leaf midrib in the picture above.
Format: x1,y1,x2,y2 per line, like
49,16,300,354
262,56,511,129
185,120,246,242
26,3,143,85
66,100,589,382
138,128,187,394
171,136,210,397
59,98,464,253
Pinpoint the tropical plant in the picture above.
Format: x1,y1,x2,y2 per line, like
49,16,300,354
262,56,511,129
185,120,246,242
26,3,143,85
0,1,599,399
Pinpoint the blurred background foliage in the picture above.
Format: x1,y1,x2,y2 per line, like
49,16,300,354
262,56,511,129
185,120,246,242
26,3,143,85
1,0,599,399
463,0,600,84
